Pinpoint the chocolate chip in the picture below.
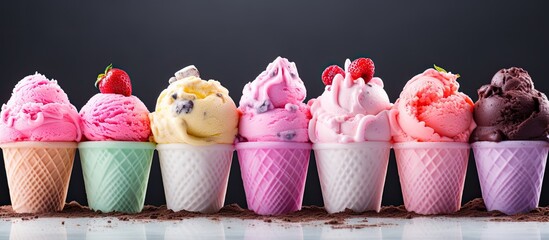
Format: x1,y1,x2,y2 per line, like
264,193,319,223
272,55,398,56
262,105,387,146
236,134,248,142
271,68,278,77
256,100,271,113
285,104,298,112
277,130,297,140
174,100,194,114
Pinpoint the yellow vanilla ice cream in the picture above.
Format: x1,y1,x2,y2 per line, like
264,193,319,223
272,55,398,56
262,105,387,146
150,66,239,145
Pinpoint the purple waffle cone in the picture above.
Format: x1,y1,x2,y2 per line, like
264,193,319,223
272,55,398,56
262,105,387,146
472,141,549,215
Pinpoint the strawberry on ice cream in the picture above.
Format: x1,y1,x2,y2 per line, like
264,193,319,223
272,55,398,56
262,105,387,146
80,64,151,141
238,56,310,142
309,58,392,143
0,73,82,143
391,66,476,142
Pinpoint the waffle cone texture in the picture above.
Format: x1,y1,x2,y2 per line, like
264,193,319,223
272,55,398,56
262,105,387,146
1,142,76,213
473,141,549,215
314,142,391,213
79,141,155,213
157,143,233,213
236,142,311,215
394,142,469,215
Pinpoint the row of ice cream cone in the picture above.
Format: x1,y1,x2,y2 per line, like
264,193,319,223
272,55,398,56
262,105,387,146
1,56,548,217
1,140,547,216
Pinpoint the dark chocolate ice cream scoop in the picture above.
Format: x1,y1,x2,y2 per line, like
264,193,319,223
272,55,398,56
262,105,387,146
470,67,549,142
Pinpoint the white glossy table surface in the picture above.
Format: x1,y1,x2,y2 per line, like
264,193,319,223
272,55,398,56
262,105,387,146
0,216,546,239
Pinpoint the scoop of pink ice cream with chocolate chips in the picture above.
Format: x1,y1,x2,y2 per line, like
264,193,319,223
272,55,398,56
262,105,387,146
238,57,310,142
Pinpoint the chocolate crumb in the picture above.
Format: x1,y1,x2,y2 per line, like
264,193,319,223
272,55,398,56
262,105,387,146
107,220,111,223
332,223,395,230
325,219,343,225
0,198,547,222
61,221,64,225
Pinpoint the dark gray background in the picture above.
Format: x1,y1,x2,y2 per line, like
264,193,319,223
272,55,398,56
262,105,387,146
1,0,549,208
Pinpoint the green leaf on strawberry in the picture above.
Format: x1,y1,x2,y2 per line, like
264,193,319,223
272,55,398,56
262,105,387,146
434,64,460,78
434,64,447,73
95,63,113,87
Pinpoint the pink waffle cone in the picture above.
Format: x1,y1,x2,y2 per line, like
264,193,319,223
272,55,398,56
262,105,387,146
1,142,76,213
236,142,311,215
393,142,469,215
472,141,549,215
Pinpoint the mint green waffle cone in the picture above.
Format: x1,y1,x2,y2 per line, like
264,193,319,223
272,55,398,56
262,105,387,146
79,141,155,213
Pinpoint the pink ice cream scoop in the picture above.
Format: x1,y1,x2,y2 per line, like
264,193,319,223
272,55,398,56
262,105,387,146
80,93,151,141
391,67,475,142
238,56,310,142
0,73,82,143
309,59,392,143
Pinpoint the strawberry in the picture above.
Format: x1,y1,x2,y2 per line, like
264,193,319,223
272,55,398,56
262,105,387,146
321,65,345,85
348,58,375,82
95,64,132,96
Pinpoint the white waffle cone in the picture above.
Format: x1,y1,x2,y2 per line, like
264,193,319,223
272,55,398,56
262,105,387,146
313,142,391,213
157,144,234,213
1,142,76,213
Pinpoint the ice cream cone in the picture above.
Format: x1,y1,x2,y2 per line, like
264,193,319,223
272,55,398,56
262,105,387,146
393,142,469,215
157,143,233,213
236,142,311,215
472,141,549,215
313,142,390,213
78,141,155,213
1,142,76,213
